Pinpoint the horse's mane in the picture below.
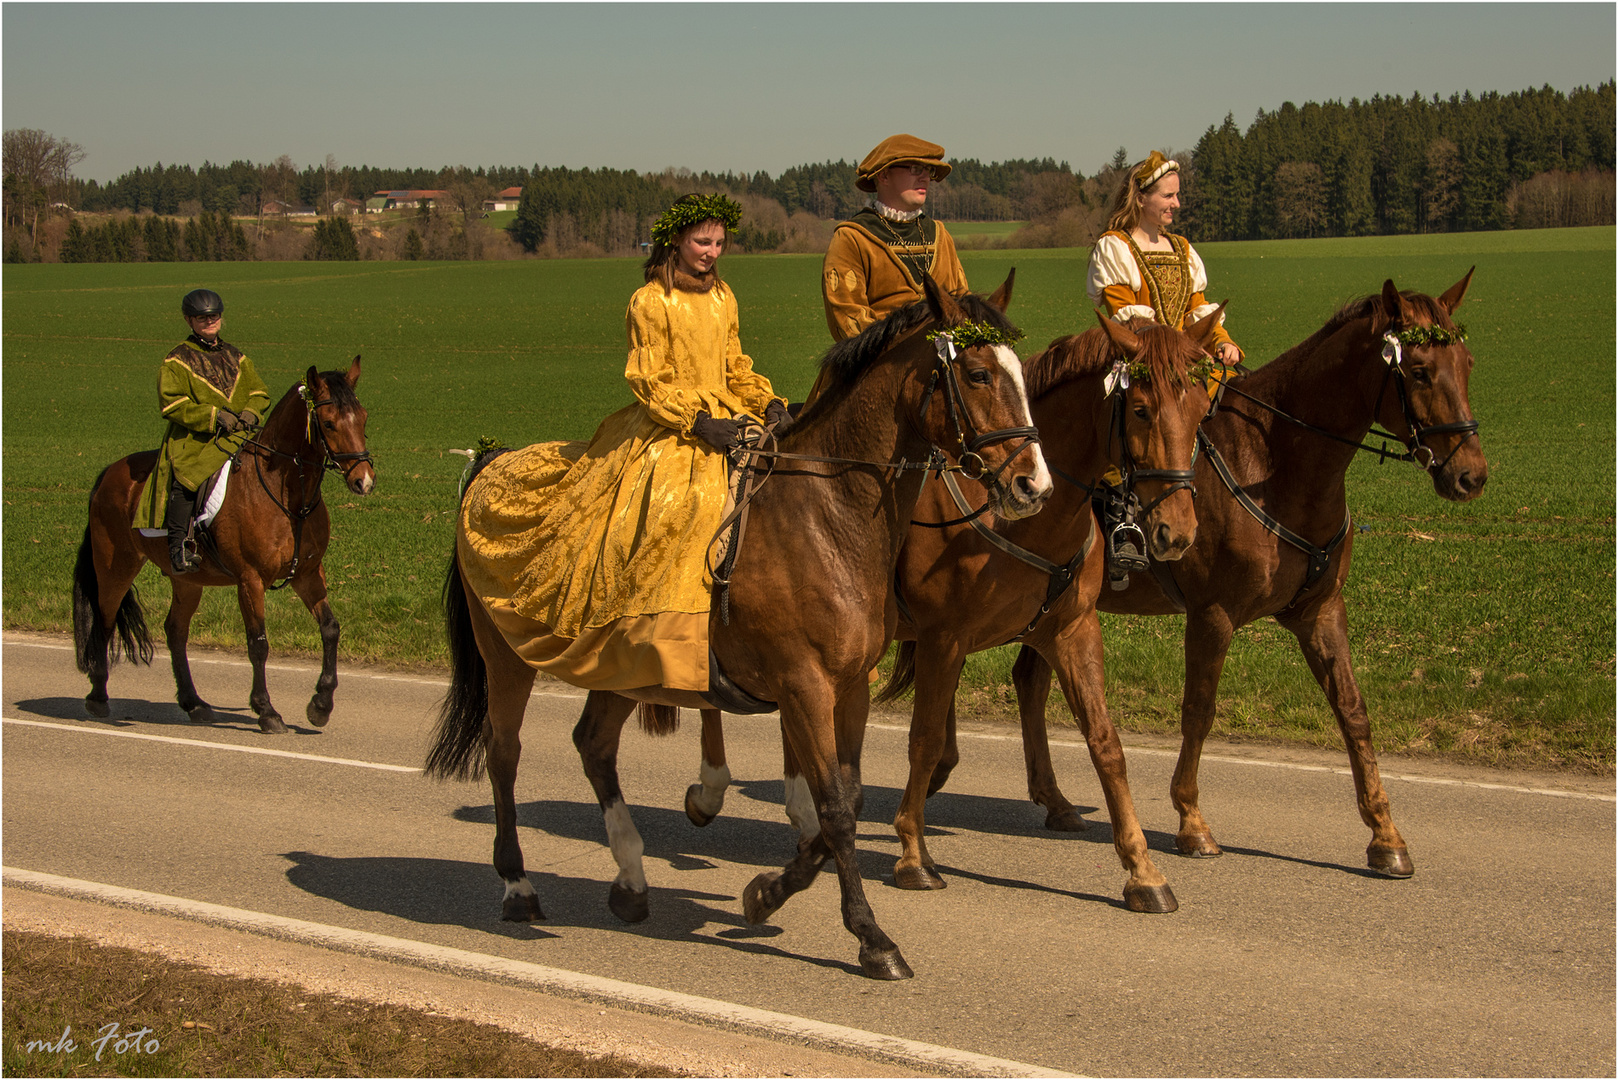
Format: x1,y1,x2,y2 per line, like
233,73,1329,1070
796,293,1021,424
1024,318,1199,402
269,369,360,416
1264,289,1455,374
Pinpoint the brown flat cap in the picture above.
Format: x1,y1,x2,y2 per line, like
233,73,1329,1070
855,134,952,192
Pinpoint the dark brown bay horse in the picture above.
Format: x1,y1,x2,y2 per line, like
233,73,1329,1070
426,276,1052,980
73,360,375,733
871,310,1224,912
1009,272,1487,878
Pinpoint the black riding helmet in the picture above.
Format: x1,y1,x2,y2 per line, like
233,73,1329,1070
181,289,224,318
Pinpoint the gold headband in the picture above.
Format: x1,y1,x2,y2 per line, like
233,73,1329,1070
1138,158,1179,188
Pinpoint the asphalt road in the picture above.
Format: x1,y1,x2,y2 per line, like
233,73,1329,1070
4,632,1613,1076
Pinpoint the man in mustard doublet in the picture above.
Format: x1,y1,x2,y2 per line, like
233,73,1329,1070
135,289,271,572
821,134,970,341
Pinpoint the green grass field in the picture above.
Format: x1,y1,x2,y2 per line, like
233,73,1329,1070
946,220,1026,238
4,227,1612,769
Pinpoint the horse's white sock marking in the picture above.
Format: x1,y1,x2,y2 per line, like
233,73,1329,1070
603,800,646,893
783,774,819,840
691,760,730,817
502,877,536,902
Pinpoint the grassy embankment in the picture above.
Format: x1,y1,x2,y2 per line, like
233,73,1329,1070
3,226,1611,769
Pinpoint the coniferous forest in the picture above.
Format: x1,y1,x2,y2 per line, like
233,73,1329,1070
3,81,1611,263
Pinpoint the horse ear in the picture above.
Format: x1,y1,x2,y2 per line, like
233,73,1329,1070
985,268,1015,312
1096,310,1141,357
1185,302,1227,351
347,354,362,388
305,365,320,392
922,271,965,326
1374,279,1405,334
1437,267,1475,315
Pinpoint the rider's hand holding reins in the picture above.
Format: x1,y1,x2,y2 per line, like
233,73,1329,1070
691,411,742,451
215,408,244,435
764,398,793,438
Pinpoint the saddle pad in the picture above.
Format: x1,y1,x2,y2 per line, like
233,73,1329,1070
136,463,231,537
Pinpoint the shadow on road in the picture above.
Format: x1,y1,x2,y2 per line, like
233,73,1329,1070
13,695,327,737
278,850,866,977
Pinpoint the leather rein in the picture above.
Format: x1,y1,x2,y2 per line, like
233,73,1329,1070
1195,326,1481,604
709,336,1043,624
232,385,372,591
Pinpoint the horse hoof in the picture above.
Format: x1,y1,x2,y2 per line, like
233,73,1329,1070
893,865,947,891
1045,808,1089,832
684,784,715,828
742,872,784,924
609,883,650,924
502,893,544,922
859,946,914,981
306,701,331,729
1124,882,1179,913
1369,846,1415,878
84,697,110,719
1176,834,1223,858
186,704,216,725
258,712,288,735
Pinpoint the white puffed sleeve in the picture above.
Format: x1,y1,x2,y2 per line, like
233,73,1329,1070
1086,234,1140,303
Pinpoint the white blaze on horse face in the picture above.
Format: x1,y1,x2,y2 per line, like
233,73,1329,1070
689,759,730,819
784,774,820,840
992,344,1053,499
603,799,647,894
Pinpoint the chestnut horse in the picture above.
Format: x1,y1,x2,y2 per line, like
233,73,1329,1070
1008,272,1487,877
426,276,1051,981
73,359,375,733
871,309,1224,912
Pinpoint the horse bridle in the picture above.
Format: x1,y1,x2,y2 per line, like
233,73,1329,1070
234,381,372,590
1375,331,1481,473
1213,326,1482,476
1104,360,1199,518
922,333,1042,488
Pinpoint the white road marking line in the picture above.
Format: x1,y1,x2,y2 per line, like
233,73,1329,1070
14,639,1607,802
3,867,1074,1079
1,717,419,773
863,725,1616,803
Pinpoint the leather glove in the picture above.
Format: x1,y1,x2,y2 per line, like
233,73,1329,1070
215,409,243,435
239,409,261,429
690,411,742,452
764,398,793,437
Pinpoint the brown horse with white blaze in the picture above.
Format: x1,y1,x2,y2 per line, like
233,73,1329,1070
427,275,1051,981
72,359,374,733
870,308,1222,911
1010,272,1487,878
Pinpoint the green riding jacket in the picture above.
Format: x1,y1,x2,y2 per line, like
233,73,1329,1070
134,336,272,530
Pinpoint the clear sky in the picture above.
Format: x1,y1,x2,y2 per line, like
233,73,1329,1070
4,2,1614,184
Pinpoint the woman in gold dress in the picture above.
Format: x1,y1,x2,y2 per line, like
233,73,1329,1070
457,194,788,692
1086,151,1242,363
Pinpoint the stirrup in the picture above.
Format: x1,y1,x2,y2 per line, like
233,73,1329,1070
169,535,202,574
1106,521,1148,591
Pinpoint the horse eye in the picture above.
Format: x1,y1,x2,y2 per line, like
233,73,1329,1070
1133,405,1151,420
1410,368,1432,386
969,369,992,386
324,420,338,430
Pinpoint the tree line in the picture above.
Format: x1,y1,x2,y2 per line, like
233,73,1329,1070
6,80,1611,263
1177,82,1614,240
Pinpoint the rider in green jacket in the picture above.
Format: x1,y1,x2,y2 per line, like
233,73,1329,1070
135,289,271,573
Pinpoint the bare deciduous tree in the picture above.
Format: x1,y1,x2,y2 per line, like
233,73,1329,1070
3,128,86,254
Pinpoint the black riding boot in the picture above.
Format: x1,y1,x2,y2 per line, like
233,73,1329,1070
166,480,201,574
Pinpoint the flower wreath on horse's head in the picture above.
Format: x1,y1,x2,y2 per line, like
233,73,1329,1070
651,194,743,248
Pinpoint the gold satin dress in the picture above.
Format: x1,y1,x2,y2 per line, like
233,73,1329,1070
457,277,782,692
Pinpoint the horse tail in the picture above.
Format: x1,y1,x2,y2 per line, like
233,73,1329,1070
872,641,918,705
72,467,153,674
636,703,681,736
424,549,489,781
